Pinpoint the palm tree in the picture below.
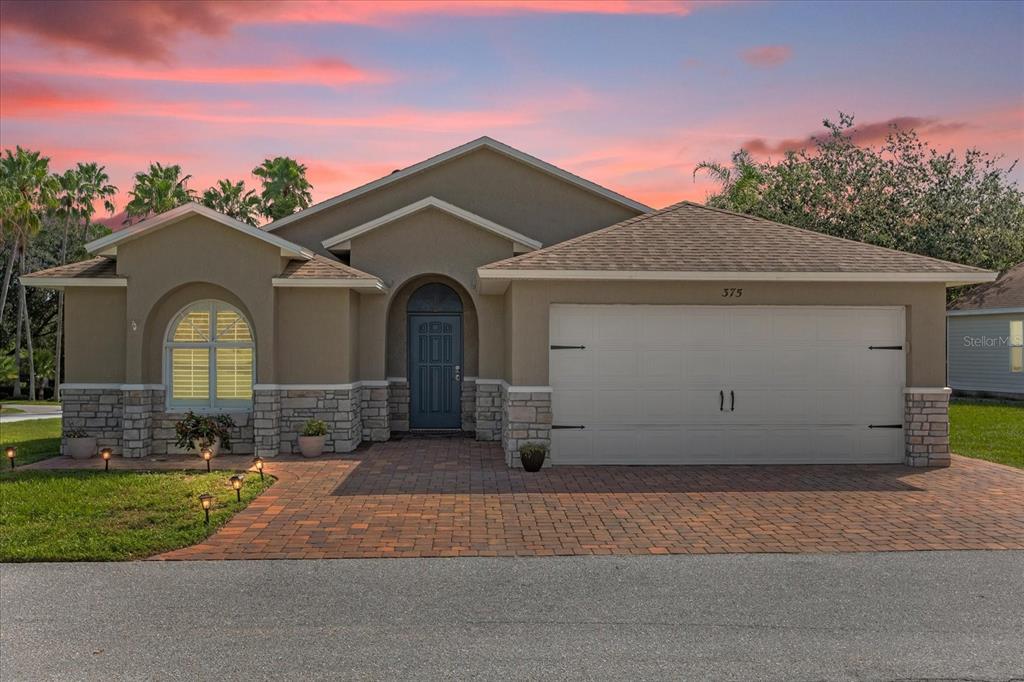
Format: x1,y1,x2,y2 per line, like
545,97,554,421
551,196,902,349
0,147,57,399
693,150,765,213
252,156,313,222
53,163,117,396
201,179,262,226
124,162,196,224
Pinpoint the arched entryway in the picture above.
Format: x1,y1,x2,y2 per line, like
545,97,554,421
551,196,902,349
407,282,464,429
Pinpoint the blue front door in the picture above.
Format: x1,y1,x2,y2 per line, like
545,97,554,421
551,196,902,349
409,314,462,429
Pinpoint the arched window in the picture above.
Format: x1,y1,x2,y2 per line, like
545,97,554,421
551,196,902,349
165,301,254,409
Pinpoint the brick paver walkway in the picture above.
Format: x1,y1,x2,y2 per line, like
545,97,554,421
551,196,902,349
156,437,1024,560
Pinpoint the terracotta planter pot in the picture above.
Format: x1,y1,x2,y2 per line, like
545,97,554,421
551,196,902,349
298,435,326,458
66,437,97,460
192,438,221,457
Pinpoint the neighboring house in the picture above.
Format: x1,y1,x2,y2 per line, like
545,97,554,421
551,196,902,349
947,262,1024,400
23,136,995,467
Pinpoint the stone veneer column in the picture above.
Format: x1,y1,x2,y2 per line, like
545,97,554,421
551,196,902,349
904,387,952,467
121,387,157,458
253,387,281,457
388,379,410,432
361,382,390,442
461,378,477,432
61,387,123,455
474,380,503,441
501,386,552,467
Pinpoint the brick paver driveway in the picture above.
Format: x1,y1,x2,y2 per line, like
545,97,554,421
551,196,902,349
159,437,1024,560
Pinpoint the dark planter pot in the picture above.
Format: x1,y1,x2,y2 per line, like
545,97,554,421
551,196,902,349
520,450,546,472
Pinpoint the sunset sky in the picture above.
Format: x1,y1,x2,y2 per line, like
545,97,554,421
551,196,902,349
1,0,1022,216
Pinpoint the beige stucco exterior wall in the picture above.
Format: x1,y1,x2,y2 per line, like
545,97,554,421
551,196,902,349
349,208,509,380
116,215,281,384
504,280,948,387
275,288,357,383
63,287,127,382
272,147,641,256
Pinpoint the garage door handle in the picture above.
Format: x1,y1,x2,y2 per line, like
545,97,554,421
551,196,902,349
730,390,735,412
552,425,586,430
719,390,724,411
868,345,903,350
868,424,903,429
550,345,586,350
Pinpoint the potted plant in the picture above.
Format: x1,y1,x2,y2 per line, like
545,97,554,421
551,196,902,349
298,419,328,458
174,411,235,456
519,442,548,472
65,429,97,460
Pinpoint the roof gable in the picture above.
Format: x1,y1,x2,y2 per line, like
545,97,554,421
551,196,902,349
264,136,651,233
478,201,996,292
948,262,1024,313
321,196,542,253
86,203,313,260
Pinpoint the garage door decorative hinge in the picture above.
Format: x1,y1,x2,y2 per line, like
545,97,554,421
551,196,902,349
868,345,903,350
868,424,903,429
552,424,586,429
550,345,586,350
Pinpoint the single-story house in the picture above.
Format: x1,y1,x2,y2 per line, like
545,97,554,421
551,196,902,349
947,262,1024,400
23,136,996,467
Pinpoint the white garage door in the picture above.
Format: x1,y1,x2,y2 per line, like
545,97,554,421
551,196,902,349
549,305,906,465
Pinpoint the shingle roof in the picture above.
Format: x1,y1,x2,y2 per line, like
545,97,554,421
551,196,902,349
22,257,118,279
481,201,991,275
278,254,380,280
948,262,1024,310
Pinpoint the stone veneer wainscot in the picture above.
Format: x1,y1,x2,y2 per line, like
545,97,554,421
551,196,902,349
904,387,952,467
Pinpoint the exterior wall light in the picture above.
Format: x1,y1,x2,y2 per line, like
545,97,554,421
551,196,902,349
5,446,15,469
199,492,213,524
201,447,213,472
229,474,244,502
101,448,112,471
253,456,264,480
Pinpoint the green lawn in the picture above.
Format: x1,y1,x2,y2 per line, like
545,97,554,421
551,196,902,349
1,399,61,406
1,406,25,415
0,470,273,561
0,418,62,466
950,400,1024,469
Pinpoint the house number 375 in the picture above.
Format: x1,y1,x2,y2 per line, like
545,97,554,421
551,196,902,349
721,287,743,298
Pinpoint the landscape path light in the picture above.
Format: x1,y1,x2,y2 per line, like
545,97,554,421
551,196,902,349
199,493,213,524
229,474,244,502
100,448,112,471
5,446,15,469
253,456,264,481
201,447,213,472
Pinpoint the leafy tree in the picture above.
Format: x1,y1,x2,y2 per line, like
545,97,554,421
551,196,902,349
252,156,313,222
696,113,1024,275
201,179,262,226
124,162,196,224
1,147,58,398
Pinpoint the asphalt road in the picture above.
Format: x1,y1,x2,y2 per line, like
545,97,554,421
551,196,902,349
2,552,1023,681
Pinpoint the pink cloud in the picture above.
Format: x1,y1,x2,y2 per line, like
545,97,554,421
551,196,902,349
740,45,793,68
5,57,390,87
0,0,234,62
0,0,715,62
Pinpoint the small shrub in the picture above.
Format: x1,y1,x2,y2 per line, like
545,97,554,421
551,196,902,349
301,419,328,437
173,411,236,451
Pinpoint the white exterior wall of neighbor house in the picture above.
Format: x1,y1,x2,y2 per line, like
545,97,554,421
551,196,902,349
947,312,1024,398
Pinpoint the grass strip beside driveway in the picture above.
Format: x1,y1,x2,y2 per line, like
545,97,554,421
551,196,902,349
0,418,62,466
950,399,1023,469
0,470,273,561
